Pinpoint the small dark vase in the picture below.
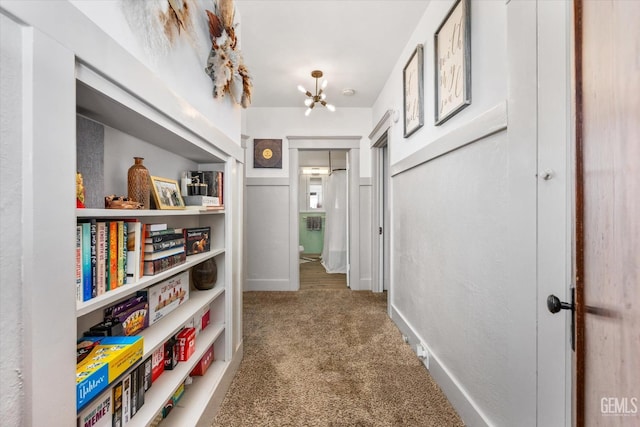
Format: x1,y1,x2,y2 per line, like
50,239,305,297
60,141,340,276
128,157,150,209
191,258,217,290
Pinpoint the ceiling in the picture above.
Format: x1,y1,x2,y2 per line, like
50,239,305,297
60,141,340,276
234,0,430,109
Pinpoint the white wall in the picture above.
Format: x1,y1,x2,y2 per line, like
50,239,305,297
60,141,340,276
244,107,372,177
70,0,242,143
372,0,542,426
0,13,24,426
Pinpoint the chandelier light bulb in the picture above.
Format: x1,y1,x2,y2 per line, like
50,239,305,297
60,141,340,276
297,85,307,94
305,107,312,116
304,98,313,107
321,79,328,90
326,104,336,112
320,93,326,100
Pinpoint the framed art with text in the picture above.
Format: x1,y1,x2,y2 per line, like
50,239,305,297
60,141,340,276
434,0,471,125
254,139,283,168
403,44,424,138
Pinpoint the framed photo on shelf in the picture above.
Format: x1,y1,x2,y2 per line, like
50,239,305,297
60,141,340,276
254,139,283,168
150,176,185,210
403,44,424,138
434,0,471,125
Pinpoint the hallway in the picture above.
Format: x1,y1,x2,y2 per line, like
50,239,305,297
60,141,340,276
211,286,463,426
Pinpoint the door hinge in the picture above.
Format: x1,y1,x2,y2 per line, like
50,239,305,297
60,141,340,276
379,226,383,235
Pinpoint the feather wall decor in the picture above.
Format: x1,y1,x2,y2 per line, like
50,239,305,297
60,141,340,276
122,0,198,58
204,0,252,108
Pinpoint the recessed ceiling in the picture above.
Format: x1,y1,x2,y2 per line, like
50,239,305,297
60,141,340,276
234,1,430,109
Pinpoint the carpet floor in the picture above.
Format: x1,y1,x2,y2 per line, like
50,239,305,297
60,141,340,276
211,269,464,426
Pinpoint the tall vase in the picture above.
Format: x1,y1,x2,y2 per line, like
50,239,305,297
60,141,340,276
128,157,150,209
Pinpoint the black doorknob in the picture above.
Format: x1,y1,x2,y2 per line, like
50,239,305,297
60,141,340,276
547,294,573,314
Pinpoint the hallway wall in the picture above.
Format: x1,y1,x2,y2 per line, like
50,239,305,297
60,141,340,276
372,0,543,426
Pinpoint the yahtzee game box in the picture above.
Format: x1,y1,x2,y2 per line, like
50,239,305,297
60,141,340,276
76,336,143,411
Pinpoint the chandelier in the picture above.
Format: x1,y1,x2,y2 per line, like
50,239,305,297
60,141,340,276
298,70,336,116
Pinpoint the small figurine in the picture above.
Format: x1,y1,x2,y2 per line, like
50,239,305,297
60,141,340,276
105,195,144,210
76,172,86,208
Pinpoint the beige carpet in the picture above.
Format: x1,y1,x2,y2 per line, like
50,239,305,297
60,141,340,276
211,286,464,426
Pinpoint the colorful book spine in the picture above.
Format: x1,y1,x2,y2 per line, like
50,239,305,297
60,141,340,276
145,227,183,238
144,232,185,244
96,221,107,296
117,221,125,288
112,380,123,427
144,238,185,253
143,252,187,276
89,219,98,299
81,222,92,302
109,221,118,290
139,224,146,280
76,225,83,303
122,222,128,284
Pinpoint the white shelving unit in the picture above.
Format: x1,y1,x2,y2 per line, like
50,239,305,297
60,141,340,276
0,2,243,425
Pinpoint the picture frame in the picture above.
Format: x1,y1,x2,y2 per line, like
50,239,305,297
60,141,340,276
150,176,185,210
434,0,471,125
254,139,283,168
403,44,424,138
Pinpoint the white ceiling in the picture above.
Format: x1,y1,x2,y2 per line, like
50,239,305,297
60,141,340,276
234,0,430,109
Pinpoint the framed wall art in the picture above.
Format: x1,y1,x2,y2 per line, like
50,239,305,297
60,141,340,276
434,0,471,125
403,44,424,138
150,176,185,210
254,139,283,168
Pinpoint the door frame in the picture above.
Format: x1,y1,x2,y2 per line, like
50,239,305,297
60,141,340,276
370,110,394,299
288,136,361,290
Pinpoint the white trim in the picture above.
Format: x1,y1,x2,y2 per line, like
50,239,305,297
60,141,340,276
245,279,293,292
360,177,372,186
391,102,508,176
246,177,290,186
287,137,361,150
289,148,300,291
390,305,491,427
369,109,394,144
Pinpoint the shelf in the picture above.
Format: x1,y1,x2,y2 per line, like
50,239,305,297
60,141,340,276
76,208,225,218
139,285,225,357
76,249,225,317
159,360,230,427
127,324,226,427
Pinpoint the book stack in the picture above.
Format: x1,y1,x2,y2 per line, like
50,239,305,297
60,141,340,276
142,224,186,276
76,219,144,303
186,170,224,211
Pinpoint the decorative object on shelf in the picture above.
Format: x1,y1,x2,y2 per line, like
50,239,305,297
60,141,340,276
191,258,218,290
253,139,283,168
150,176,185,210
403,44,424,138
434,0,471,125
121,0,198,59
298,70,336,116
204,0,252,108
186,227,211,255
128,157,151,209
76,172,86,208
105,195,144,210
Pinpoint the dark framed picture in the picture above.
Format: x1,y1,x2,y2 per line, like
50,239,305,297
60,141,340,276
434,0,471,125
150,176,185,210
254,139,283,168
403,44,424,138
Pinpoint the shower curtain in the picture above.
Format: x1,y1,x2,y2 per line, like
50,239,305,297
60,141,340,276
321,170,347,273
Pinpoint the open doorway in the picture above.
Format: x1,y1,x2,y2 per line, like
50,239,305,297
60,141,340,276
287,137,361,291
298,150,348,289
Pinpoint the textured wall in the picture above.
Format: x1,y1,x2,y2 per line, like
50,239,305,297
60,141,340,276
0,13,24,427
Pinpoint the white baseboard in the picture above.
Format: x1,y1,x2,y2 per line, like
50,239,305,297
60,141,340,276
245,279,292,291
390,304,491,427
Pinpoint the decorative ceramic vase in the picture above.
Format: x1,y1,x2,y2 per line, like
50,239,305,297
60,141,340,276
127,157,150,209
191,258,217,290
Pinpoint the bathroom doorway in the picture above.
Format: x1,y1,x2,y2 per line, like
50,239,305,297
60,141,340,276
298,150,348,289
287,137,361,291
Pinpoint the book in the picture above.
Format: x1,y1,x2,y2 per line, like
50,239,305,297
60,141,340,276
146,223,167,232
76,225,83,303
122,374,131,425
108,221,118,290
144,227,184,238
139,224,146,279
112,380,122,427
125,220,142,284
143,252,186,276
185,227,210,255
184,205,224,212
96,222,107,296
80,222,92,302
144,238,185,253
122,222,128,285
183,195,218,207
117,221,125,288
89,219,98,298
144,246,184,261
144,232,185,244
